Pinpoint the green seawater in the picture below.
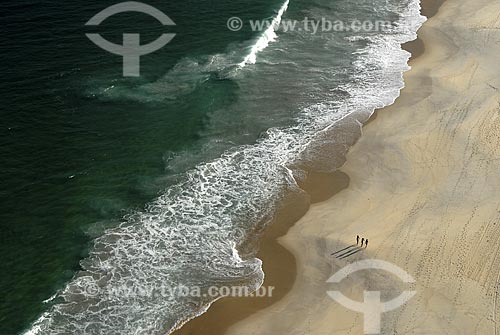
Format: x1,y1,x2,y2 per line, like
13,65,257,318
1,0,424,333
0,0,282,333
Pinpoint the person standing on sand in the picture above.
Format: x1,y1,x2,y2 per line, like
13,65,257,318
365,239,368,248
357,235,360,245
361,238,364,247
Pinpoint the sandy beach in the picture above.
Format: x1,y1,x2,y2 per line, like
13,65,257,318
11,0,500,332
223,0,500,333
174,0,500,334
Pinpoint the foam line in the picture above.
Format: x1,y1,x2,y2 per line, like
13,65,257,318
239,0,290,67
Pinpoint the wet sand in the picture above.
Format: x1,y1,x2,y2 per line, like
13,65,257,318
172,171,349,335
170,0,497,334
225,0,500,333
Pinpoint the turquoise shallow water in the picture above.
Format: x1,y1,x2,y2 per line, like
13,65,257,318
0,0,424,334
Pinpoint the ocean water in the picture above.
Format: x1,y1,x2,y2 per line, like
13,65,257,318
0,0,424,334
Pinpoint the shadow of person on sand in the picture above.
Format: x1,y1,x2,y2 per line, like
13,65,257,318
338,247,364,259
330,244,357,256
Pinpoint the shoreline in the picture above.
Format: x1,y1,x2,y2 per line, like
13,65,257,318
171,1,438,334
224,0,500,333
402,0,445,62
172,171,350,335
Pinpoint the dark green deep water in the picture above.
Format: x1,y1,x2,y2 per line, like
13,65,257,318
0,1,281,333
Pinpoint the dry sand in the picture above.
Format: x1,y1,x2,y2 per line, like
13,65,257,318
223,0,500,334
174,0,500,333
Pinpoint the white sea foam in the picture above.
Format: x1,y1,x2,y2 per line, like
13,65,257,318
26,0,426,334
239,0,290,67
93,0,289,102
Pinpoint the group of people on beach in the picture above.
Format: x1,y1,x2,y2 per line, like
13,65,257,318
356,235,368,248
